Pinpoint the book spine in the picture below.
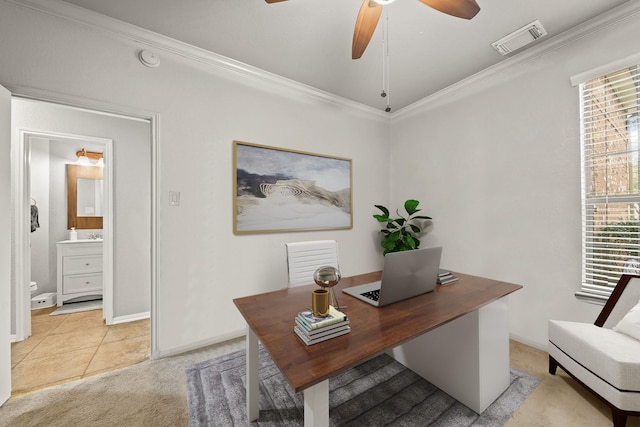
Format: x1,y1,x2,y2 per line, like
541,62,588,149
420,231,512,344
295,317,350,335
295,325,350,341
297,313,347,330
439,277,459,285
294,326,350,346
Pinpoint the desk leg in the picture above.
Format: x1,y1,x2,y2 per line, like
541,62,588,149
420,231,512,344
303,380,329,427
246,326,259,421
388,298,510,414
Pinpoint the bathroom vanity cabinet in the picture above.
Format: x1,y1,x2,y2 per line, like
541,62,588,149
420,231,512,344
56,240,103,307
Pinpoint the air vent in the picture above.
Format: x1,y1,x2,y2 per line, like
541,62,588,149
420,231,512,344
491,20,548,56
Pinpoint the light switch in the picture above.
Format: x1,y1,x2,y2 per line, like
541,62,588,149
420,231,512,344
169,191,180,206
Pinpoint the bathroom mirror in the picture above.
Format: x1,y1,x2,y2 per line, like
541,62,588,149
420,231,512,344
67,164,103,230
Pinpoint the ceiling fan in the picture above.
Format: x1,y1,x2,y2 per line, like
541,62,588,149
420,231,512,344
265,0,480,59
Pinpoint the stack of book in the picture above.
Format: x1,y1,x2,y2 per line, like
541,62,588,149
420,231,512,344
294,305,350,346
438,268,459,285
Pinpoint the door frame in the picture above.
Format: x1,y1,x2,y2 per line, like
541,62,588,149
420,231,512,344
14,129,114,339
7,86,160,361
1,83,12,407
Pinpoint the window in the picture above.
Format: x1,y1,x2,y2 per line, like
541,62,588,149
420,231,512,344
578,65,640,302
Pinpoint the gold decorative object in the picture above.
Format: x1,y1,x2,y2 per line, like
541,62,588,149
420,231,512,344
311,289,330,317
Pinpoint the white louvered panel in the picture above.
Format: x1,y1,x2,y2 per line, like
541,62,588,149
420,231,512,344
579,63,640,299
286,240,339,287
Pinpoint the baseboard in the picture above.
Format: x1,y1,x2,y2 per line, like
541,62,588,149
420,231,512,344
10,334,17,343
111,311,150,325
155,328,246,359
509,333,548,352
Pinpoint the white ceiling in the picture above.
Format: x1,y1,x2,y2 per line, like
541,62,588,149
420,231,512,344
60,0,631,111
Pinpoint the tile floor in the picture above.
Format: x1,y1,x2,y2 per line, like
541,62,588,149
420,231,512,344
10,305,149,396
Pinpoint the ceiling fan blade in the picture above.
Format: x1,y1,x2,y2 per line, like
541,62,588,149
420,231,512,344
418,0,480,20
352,0,383,60
265,0,287,3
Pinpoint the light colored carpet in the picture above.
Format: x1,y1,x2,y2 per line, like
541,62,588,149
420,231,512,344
50,300,103,316
186,346,540,426
0,338,245,427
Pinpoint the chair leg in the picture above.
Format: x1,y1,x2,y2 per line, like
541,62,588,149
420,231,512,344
611,407,627,427
548,355,558,375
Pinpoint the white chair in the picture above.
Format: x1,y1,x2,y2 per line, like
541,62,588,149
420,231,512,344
548,275,640,427
285,240,339,287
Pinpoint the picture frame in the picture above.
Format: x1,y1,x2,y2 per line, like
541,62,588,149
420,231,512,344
233,140,353,234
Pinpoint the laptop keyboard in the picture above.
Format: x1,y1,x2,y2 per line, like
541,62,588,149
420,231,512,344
361,289,380,302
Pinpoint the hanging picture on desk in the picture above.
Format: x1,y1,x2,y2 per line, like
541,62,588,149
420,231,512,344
233,140,352,234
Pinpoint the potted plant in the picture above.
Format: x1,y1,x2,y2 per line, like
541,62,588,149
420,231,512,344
373,199,432,255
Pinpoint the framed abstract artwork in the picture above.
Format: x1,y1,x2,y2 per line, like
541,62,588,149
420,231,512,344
233,141,353,234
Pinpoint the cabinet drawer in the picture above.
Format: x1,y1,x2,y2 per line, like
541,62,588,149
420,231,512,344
63,273,103,294
58,242,102,256
63,255,103,275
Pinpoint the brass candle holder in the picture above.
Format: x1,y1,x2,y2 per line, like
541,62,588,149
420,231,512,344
311,289,330,317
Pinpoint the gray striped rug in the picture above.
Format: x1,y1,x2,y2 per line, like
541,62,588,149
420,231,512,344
186,347,539,426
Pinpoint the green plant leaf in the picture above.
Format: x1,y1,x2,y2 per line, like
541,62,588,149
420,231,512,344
374,205,389,217
373,214,393,223
412,215,432,220
406,233,417,249
381,237,397,251
410,224,421,233
404,199,420,215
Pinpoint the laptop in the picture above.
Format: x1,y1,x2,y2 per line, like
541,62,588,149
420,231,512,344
342,246,442,307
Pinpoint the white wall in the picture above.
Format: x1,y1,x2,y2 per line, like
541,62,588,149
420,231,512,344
0,2,390,355
29,138,50,294
390,11,640,348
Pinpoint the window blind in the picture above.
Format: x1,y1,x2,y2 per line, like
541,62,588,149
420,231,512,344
578,65,640,302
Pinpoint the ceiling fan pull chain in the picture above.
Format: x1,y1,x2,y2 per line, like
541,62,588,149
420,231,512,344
381,18,386,99
384,12,391,112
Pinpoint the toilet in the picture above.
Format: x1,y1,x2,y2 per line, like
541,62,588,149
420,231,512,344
30,281,57,309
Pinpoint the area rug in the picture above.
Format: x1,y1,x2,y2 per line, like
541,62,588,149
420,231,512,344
185,347,539,426
50,299,102,315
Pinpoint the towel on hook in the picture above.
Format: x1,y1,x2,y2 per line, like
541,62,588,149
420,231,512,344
30,205,39,232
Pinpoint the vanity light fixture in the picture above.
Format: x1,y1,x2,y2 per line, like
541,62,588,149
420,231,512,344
75,148,104,167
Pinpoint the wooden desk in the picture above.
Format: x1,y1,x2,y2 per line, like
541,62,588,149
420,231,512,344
233,271,522,426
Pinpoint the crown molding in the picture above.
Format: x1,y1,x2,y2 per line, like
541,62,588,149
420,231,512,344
391,0,640,121
6,0,388,119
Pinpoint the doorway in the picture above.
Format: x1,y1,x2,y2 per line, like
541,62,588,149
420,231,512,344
9,97,156,394
16,130,113,340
